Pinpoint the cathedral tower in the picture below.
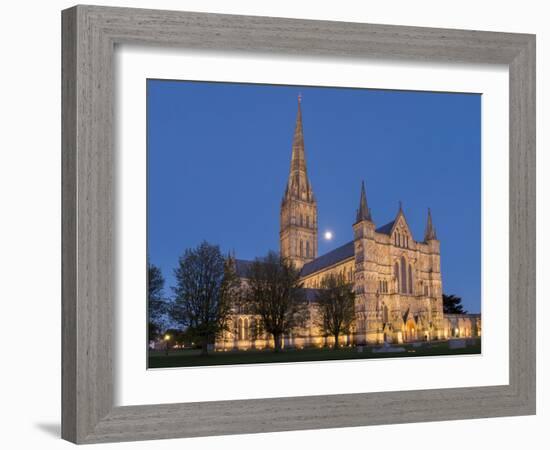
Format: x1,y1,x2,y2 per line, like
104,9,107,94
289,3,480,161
280,95,318,270
352,181,381,344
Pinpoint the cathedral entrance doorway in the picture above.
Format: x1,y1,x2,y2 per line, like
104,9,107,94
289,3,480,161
404,318,417,342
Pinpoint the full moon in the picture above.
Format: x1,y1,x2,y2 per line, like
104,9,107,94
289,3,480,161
324,231,333,241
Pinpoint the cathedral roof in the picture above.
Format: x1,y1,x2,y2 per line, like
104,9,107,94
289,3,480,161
233,261,322,302
300,241,355,277
375,220,395,235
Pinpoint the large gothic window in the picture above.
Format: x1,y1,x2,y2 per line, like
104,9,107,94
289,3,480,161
300,240,303,257
394,262,400,292
238,317,244,340
306,240,310,258
400,256,407,293
408,264,413,294
245,318,250,340
306,215,310,228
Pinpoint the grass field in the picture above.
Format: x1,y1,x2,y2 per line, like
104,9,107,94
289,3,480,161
148,339,481,368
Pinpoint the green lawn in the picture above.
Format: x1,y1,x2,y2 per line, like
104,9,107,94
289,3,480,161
148,339,481,368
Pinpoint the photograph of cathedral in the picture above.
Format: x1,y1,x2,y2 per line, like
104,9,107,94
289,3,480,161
147,80,481,368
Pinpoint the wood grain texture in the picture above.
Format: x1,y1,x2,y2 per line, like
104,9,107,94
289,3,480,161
61,4,536,444
61,7,77,443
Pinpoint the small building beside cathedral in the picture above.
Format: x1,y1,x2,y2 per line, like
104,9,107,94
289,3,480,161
215,98,480,351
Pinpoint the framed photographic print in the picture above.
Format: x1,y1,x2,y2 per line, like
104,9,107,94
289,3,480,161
62,5,535,444
146,81,483,369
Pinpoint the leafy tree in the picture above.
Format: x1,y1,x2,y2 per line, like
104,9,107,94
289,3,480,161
169,242,238,356
245,252,308,352
148,261,166,340
315,273,355,349
443,294,468,314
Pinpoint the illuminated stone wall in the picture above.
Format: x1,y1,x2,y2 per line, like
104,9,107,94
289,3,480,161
214,98,480,352
352,208,447,345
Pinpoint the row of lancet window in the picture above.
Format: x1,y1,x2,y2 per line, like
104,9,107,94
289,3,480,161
237,317,250,341
394,256,414,294
237,317,264,341
378,280,389,293
394,232,409,248
298,214,313,228
299,239,312,258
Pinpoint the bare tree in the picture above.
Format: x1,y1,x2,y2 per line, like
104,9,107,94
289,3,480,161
170,242,239,355
148,260,166,340
218,254,242,337
315,273,355,349
245,251,307,352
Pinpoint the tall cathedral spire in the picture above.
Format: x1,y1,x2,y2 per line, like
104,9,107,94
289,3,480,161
284,94,314,203
424,208,437,241
290,94,307,175
355,180,372,223
280,95,318,270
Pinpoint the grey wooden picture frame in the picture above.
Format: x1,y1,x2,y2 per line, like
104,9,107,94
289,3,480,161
61,4,536,444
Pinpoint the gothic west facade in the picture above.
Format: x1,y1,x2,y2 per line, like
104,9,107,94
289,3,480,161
215,98,481,351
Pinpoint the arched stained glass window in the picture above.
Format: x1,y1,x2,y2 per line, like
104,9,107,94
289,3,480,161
394,262,400,292
401,256,407,293
238,317,244,340
243,317,249,340
408,264,413,294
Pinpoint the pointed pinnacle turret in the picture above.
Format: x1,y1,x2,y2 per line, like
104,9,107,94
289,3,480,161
424,208,437,241
356,180,373,223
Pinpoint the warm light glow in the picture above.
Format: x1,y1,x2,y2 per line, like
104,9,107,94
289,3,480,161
164,334,171,341
324,231,333,241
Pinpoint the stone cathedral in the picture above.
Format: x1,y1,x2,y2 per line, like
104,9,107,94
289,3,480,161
215,97,481,351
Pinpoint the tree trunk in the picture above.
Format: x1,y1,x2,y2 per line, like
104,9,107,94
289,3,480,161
333,331,340,349
200,336,209,356
273,333,282,352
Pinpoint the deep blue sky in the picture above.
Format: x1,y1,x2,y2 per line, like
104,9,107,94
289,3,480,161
147,80,481,313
